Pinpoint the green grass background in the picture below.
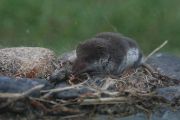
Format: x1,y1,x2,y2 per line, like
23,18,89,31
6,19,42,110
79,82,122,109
0,0,180,55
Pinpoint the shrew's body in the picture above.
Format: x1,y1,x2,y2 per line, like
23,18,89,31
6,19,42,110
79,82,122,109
72,32,142,76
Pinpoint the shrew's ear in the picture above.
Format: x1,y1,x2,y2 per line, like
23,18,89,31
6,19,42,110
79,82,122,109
95,45,107,56
96,45,107,52
96,45,105,49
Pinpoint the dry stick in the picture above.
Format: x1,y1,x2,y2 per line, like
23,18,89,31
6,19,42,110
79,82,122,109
144,40,168,62
80,97,129,105
0,93,21,98
142,63,157,74
61,113,87,119
0,84,44,99
41,82,84,93
41,81,87,98
41,79,120,99
0,84,44,109
29,97,58,105
41,83,83,93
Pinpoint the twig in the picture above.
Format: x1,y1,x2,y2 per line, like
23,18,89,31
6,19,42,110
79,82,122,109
0,93,22,98
0,84,44,109
29,97,58,105
142,63,157,74
0,84,44,99
144,40,168,62
101,91,119,96
41,81,86,98
21,84,44,97
136,105,150,113
80,97,129,105
41,81,85,93
61,113,86,119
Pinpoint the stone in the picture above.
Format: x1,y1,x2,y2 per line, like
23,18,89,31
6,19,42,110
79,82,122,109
156,86,180,101
0,76,53,97
146,53,180,81
91,108,180,120
0,47,57,78
55,86,94,99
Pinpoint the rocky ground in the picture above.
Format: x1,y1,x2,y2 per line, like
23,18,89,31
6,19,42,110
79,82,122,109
0,47,179,120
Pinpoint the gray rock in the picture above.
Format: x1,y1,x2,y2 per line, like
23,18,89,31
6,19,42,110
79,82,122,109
151,107,180,120
0,47,57,78
91,107,180,120
54,86,94,99
0,76,53,97
147,53,180,81
156,86,180,101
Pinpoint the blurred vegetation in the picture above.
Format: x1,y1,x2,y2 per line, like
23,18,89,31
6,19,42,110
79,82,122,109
0,0,180,55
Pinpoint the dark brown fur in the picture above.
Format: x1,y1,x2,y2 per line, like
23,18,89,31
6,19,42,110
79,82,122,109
72,32,142,76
